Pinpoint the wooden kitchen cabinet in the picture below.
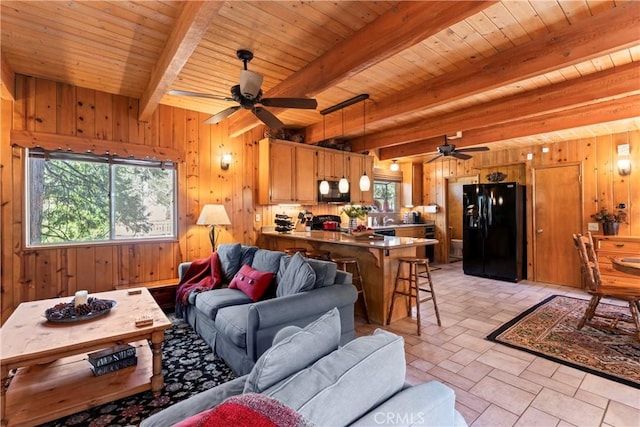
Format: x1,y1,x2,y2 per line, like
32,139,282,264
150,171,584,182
317,149,346,181
348,154,374,204
401,163,423,207
592,235,640,287
258,138,317,205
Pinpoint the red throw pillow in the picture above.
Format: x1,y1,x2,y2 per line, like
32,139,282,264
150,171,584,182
228,264,274,301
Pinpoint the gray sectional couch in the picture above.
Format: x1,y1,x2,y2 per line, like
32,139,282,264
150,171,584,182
142,308,468,427
177,243,358,375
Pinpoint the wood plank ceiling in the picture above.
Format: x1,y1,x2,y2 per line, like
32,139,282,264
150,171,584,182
2,1,639,162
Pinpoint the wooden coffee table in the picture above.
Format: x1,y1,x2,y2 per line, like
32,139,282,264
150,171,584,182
0,288,172,426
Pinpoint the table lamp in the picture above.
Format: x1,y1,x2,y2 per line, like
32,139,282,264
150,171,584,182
197,204,231,250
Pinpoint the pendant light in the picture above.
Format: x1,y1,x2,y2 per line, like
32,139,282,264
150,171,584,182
338,108,349,193
390,160,400,171
319,115,330,194
359,99,371,192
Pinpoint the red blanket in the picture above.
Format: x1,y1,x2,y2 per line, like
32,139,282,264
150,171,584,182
176,252,222,308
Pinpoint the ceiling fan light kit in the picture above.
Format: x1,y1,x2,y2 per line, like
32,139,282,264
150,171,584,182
170,49,317,130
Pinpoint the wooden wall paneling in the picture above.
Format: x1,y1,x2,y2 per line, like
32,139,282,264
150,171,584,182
595,134,614,212
94,90,113,140
184,109,200,261
197,112,214,250
116,244,130,286
1,98,14,322
173,107,187,265
65,247,78,296
127,97,143,144
611,132,631,236
172,107,186,152
111,94,129,142
75,86,96,138
628,131,639,236
580,137,597,233
158,104,173,149
56,82,76,135
93,246,113,292
141,243,158,283
12,74,27,130
33,250,55,300
75,246,96,294
245,130,261,241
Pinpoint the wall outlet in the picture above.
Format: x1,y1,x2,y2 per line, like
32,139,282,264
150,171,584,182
255,214,261,222
587,222,599,232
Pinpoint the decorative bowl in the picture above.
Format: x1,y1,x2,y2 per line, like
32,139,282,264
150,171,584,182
486,171,507,182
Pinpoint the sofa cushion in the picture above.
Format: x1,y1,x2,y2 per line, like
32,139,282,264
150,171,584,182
263,329,406,426
240,245,259,268
194,288,253,320
305,258,337,288
251,249,285,274
244,308,341,394
218,243,242,282
215,304,251,348
276,253,316,297
228,264,274,302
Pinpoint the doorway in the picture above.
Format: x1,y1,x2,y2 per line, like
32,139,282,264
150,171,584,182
446,176,478,263
533,164,582,286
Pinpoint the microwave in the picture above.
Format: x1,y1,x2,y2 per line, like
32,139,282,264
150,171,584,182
317,180,350,203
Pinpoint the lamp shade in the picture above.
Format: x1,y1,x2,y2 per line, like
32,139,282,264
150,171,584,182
197,204,231,226
338,177,349,193
359,173,370,191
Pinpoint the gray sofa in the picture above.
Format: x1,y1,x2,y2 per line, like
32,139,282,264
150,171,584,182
177,243,358,375
142,308,467,427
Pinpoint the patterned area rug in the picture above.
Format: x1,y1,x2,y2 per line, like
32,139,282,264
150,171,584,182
40,316,236,426
487,295,640,389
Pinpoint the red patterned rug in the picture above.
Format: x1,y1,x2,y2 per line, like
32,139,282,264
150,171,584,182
487,295,640,389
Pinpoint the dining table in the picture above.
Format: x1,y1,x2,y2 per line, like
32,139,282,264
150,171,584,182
612,257,640,277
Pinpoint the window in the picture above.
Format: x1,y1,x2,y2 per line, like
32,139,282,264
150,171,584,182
26,149,176,246
373,180,400,212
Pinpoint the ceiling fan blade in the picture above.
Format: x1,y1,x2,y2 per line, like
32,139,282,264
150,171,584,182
253,107,285,130
260,97,318,109
424,154,443,164
204,106,241,124
168,90,233,101
456,146,490,153
451,152,472,160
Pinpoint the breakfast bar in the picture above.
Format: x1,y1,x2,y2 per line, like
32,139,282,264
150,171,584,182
261,231,439,325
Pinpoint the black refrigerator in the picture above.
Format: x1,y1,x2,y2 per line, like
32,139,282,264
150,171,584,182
462,182,526,282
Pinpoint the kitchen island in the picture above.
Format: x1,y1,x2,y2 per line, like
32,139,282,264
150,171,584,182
261,230,439,325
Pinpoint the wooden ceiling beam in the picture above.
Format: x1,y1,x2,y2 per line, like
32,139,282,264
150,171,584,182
306,1,640,144
379,95,640,160
226,1,497,137
353,62,640,151
138,1,221,122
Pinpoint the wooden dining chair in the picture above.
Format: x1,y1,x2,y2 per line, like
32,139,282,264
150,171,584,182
572,232,640,341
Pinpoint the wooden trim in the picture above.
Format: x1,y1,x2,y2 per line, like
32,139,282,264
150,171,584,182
11,129,184,162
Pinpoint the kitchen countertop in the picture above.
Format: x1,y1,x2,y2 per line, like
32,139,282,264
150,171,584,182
262,230,438,249
370,223,433,230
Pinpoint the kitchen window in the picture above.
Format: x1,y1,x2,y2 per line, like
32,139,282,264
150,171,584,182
373,180,400,213
26,148,177,246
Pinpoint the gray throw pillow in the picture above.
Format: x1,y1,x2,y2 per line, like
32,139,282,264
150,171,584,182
306,258,338,288
217,243,242,282
252,249,285,274
276,252,316,297
243,308,341,394
240,245,259,267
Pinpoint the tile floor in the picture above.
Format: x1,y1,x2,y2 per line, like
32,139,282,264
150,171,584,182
354,262,640,427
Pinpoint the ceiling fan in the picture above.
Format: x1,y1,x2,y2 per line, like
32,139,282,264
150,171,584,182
168,50,318,129
425,135,489,163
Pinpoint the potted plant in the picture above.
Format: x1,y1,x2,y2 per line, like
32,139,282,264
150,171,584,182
591,207,627,235
341,203,369,231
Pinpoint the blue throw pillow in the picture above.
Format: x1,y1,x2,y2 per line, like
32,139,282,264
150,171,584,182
252,249,286,274
217,243,242,282
276,253,316,297
240,245,259,267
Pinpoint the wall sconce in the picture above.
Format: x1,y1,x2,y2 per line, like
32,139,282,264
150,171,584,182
220,144,232,171
390,160,400,171
617,143,631,176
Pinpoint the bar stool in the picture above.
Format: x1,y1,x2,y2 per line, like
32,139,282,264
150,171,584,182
284,247,307,256
332,256,370,323
387,257,441,335
307,249,331,261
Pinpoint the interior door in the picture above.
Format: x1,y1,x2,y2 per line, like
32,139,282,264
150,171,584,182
533,164,582,286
